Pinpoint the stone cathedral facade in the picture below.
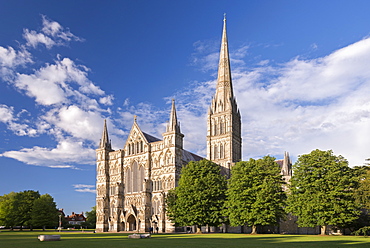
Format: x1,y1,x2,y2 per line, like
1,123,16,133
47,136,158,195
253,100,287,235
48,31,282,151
96,17,292,233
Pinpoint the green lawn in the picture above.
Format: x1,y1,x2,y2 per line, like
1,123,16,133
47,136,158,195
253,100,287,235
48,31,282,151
1,230,370,248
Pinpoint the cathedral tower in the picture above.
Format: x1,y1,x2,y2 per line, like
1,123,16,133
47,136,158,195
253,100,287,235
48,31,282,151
96,120,113,232
207,16,242,176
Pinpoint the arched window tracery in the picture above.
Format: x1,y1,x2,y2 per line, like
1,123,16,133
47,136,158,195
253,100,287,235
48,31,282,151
214,145,218,159
125,161,144,193
220,143,224,159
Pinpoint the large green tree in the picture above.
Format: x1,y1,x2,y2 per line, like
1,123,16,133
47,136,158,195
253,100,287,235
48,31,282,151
166,159,227,233
0,190,40,230
0,192,17,229
287,149,360,235
225,156,287,234
30,194,58,231
13,190,40,230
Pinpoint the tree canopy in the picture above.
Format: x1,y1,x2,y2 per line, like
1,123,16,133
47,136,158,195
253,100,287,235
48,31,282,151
225,156,287,234
0,192,17,228
353,166,370,211
0,190,58,230
84,206,96,228
287,149,360,235
31,194,58,230
13,190,40,230
166,159,227,232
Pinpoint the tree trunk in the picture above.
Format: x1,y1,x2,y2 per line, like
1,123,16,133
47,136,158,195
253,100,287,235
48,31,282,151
30,225,33,231
196,225,202,234
320,225,327,235
251,225,257,234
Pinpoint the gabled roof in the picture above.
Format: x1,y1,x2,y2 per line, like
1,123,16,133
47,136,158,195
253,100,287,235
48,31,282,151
124,117,154,146
142,132,161,143
65,212,86,222
183,150,204,162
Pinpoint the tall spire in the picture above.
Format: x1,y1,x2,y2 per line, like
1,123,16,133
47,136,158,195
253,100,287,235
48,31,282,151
99,119,112,150
167,99,181,133
207,15,242,176
216,14,233,100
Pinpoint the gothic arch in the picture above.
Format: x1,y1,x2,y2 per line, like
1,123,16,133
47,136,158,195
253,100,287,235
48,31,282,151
164,150,172,165
167,175,174,189
125,160,145,193
159,152,164,167
214,144,218,159
152,195,161,215
220,143,224,159
126,215,137,231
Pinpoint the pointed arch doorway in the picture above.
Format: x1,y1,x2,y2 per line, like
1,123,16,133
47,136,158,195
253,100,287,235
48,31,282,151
127,215,136,231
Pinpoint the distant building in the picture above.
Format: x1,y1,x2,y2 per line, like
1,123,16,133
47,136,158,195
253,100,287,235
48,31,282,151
65,212,86,225
96,16,291,233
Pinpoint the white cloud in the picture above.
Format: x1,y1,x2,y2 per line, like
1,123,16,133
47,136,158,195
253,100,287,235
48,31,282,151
0,15,119,168
191,40,219,72
23,29,56,49
8,122,37,136
41,15,83,43
228,38,370,165
99,95,114,105
1,138,95,168
0,46,32,68
0,45,32,81
24,15,82,49
41,15,63,36
43,105,104,141
0,104,37,136
13,57,104,106
0,104,14,123
73,184,96,193
15,72,67,105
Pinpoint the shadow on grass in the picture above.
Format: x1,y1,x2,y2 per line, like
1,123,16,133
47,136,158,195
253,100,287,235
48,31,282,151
1,231,370,248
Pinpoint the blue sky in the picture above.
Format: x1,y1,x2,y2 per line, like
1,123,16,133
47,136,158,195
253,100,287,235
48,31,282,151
1,0,370,215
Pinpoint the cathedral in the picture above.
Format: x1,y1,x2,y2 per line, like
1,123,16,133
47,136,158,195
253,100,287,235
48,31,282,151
95,16,292,233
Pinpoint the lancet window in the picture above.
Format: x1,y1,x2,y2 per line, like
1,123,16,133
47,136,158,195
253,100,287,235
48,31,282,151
152,197,160,215
125,161,144,193
214,145,218,159
220,143,224,159
110,185,116,195
152,179,163,191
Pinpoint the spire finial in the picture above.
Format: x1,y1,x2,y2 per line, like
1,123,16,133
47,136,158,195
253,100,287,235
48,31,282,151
167,99,181,133
215,12,233,100
134,115,137,122
99,119,111,150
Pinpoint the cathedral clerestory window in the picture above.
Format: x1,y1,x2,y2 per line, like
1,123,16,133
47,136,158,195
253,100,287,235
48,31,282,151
125,161,144,193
